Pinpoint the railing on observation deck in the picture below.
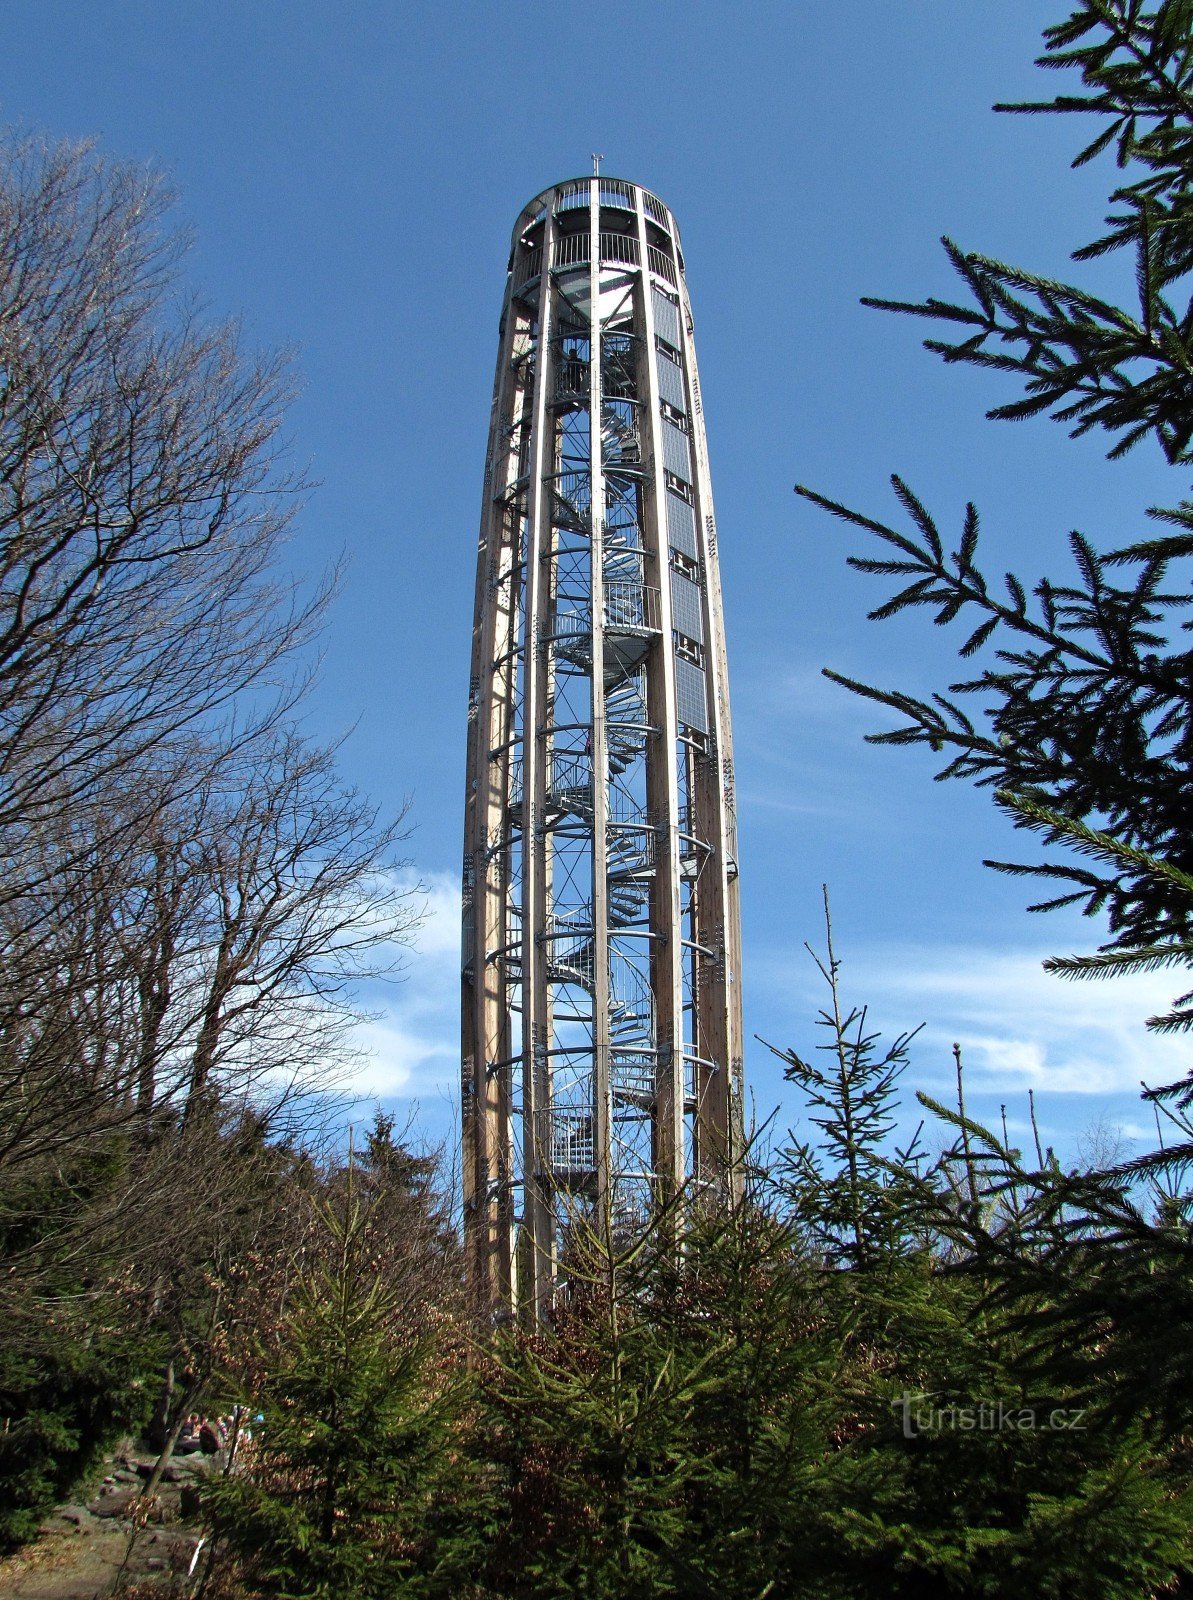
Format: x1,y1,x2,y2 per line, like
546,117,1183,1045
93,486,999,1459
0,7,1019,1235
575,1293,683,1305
513,232,677,292
513,247,542,291
646,244,677,285
555,180,588,213
553,231,640,270
600,179,634,210
554,178,636,214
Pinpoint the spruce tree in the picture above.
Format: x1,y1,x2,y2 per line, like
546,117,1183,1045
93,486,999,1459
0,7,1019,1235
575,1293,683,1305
797,0,1193,956
206,1160,469,1600
799,1069,1193,1600
476,1198,836,1600
768,888,923,1266
765,904,1193,1598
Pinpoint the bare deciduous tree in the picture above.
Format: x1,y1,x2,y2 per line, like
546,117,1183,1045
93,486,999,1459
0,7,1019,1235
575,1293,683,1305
0,133,327,864
0,128,421,1331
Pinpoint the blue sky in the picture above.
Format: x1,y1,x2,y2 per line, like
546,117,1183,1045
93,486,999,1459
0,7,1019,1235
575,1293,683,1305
3,1,1183,1167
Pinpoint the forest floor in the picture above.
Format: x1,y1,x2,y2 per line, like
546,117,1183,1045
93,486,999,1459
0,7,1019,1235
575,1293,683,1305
0,1442,212,1598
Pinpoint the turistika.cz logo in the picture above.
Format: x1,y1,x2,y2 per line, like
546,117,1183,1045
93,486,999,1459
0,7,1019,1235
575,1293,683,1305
891,1392,1088,1439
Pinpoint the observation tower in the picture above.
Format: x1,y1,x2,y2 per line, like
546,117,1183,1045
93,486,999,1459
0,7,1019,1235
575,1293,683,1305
462,174,743,1322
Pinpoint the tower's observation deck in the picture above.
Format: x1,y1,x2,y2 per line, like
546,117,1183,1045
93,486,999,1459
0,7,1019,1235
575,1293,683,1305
462,177,743,1322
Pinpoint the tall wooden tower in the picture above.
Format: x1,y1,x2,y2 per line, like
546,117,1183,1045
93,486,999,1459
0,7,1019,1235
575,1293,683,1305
462,176,742,1322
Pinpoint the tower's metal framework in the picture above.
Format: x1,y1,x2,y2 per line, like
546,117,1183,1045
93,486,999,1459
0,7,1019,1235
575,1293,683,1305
462,176,742,1321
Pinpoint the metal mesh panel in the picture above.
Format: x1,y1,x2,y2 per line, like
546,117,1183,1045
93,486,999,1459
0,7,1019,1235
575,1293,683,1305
655,349,686,413
665,491,697,558
652,287,681,350
670,569,705,644
675,658,709,733
661,419,692,484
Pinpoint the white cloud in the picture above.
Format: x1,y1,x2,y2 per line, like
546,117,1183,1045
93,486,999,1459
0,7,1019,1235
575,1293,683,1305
410,872,466,959
734,663,907,827
754,939,1192,1100
889,947,1189,1097
343,871,461,1107
349,1016,454,1098
1115,1119,1161,1145
769,664,864,725
740,790,855,821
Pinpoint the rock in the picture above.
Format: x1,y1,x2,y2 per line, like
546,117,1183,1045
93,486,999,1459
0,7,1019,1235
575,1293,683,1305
89,1488,137,1519
135,1459,188,1483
